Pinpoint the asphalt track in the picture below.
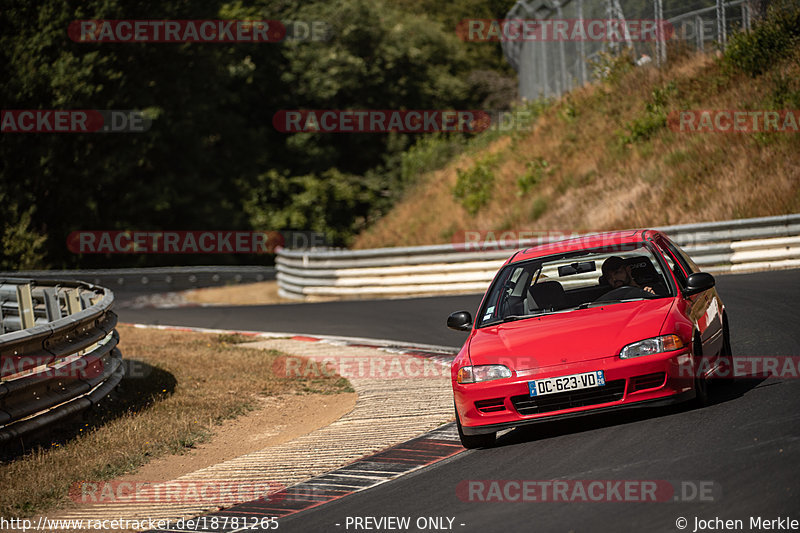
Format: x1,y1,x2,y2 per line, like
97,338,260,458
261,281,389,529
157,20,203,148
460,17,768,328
120,269,800,533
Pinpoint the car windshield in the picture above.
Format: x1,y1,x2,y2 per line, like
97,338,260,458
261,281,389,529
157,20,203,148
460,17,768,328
477,243,674,327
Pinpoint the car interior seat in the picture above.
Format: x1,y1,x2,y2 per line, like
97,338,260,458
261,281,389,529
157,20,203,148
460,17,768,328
530,280,568,311
625,256,660,286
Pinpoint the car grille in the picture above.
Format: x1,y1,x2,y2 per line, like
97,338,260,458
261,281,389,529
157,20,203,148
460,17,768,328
629,372,666,392
511,379,626,415
475,398,507,413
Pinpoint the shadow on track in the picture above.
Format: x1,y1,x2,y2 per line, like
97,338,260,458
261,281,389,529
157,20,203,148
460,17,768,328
492,376,766,449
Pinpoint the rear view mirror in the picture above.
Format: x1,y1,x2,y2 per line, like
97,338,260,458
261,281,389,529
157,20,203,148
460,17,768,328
558,261,596,277
447,311,473,331
685,272,715,295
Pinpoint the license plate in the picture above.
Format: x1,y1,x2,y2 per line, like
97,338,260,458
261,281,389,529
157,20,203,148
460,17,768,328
529,370,605,397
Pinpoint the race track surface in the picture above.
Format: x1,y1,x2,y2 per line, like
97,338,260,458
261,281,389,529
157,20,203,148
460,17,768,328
121,269,800,532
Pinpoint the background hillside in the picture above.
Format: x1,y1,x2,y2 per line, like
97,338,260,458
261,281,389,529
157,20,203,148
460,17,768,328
2,1,798,269
354,13,800,249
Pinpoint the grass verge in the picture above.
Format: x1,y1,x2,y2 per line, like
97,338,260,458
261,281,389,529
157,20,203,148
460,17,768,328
0,325,353,518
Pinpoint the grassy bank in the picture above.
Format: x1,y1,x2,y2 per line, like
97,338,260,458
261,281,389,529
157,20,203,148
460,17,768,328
354,7,800,248
0,326,352,518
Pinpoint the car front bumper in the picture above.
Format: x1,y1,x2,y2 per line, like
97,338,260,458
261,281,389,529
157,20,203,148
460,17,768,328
454,349,695,435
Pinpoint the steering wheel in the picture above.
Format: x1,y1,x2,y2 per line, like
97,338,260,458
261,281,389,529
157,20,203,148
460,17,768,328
595,285,655,302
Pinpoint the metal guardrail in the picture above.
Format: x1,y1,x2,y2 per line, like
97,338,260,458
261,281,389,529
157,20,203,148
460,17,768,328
0,266,276,294
0,279,123,445
276,214,800,299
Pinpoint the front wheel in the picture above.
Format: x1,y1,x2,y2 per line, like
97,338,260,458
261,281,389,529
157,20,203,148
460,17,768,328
693,338,709,407
456,407,496,449
716,319,734,382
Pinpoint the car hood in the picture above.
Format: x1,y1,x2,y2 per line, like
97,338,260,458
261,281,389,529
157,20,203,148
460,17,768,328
468,298,675,371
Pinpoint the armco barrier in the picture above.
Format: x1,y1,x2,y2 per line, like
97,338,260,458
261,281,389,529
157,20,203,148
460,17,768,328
1,265,276,294
0,279,123,445
276,214,800,300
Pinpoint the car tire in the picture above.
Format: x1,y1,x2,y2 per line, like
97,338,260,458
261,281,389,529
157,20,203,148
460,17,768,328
693,337,709,407
717,316,734,383
455,407,496,449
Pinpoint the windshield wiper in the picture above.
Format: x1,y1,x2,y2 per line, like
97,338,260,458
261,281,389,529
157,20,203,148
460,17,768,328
481,314,538,327
576,298,649,309
503,314,535,322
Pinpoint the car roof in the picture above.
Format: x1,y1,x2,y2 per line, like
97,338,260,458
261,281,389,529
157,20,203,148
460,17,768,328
507,229,664,264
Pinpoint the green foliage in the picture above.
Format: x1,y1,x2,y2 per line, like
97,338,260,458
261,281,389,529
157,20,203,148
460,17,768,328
453,156,497,215
619,82,677,144
0,0,513,266
400,134,468,186
528,196,548,221
517,157,550,195
589,51,634,85
771,71,800,108
0,205,48,270
723,1,800,77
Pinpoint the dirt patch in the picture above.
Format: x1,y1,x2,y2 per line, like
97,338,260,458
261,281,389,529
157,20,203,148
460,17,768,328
183,281,296,305
117,392,356,483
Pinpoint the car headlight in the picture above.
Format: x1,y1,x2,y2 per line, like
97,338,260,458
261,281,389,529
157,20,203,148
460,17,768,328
457,365,512,384
620,334,684,359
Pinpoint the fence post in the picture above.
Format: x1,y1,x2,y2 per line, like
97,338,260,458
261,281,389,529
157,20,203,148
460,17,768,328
697,15,705,52
578,0,587,85
716,0,727,48
741,2,750,31
655,0,666,65
539,39,549,98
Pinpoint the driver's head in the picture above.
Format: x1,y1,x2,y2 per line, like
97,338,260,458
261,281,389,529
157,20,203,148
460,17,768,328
602,256,632,288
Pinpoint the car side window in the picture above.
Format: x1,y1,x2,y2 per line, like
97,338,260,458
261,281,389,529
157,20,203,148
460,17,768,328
656,239,688,288
663,238,699,276
670,241,701,274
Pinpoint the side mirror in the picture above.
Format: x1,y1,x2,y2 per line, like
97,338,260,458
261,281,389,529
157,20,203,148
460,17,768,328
447,311,473,332
685,272,715,296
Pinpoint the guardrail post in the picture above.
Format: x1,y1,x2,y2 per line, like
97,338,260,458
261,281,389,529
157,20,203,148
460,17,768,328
42,287,62,322
16,283,35,330
80,293,94,309
65,289,82,315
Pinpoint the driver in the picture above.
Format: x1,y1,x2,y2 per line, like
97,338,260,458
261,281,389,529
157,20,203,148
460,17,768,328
601,256,655,294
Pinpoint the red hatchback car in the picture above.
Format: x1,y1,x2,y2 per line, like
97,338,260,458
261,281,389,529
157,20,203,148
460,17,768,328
447,230,732,449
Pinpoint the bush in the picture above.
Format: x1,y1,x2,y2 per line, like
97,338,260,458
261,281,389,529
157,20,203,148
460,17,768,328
619,82,676,144
724,1,800,77
453,156,496,215
400,134,467,186
517,158,550,195
1,206,48,270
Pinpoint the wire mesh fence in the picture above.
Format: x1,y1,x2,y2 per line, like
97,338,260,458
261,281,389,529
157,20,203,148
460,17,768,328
503,0,752,100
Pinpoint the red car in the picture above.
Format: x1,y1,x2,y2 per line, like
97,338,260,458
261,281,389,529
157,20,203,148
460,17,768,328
447,230,732,449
